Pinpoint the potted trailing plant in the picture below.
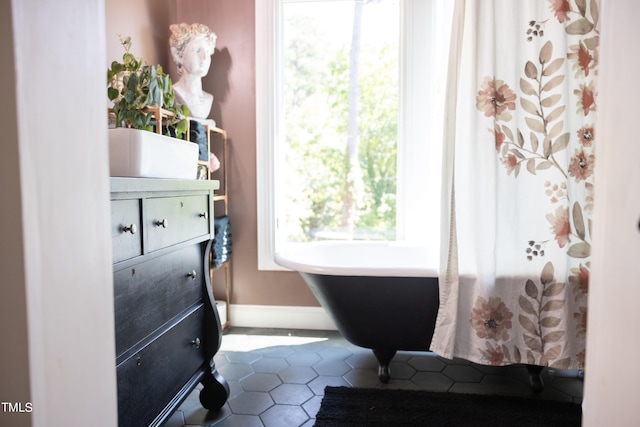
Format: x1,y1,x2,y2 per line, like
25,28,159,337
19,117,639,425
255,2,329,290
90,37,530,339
106,36,198,179
107,35,190,139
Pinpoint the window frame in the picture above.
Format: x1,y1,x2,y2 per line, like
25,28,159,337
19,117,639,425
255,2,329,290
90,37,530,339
256,0,447,270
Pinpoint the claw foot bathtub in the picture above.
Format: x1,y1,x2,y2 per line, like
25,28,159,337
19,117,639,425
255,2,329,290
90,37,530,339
275,240,548,391
275,241,439,383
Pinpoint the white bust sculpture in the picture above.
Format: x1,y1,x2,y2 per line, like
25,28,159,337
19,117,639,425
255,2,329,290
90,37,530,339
170,23,220,172
169,23,217,123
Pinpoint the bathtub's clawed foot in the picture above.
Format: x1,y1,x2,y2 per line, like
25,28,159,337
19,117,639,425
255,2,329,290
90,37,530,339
378,365,391,383
526,364,545,392
373,349,397,384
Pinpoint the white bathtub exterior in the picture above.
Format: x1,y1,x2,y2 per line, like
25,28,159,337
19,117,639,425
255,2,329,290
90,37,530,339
275,240,438,277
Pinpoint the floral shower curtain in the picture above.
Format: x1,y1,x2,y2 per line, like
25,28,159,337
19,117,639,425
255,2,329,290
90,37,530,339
430,0,598,370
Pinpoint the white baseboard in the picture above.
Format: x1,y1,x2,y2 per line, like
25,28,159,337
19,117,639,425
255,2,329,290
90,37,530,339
228,304,337,330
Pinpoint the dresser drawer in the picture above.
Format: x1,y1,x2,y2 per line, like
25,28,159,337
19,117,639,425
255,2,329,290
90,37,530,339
116,305,205,427
113,244,204,357
146,195,210,252
111,199,142,263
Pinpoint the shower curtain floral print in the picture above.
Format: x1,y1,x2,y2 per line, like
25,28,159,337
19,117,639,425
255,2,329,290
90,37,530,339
431,0,598,370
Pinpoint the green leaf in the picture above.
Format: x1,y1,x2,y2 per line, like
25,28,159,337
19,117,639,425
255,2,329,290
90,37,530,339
124,90,135,103
143,88,153,106
107,87,119,101
149,81,162,106
126,72,138,90
164,91,175,108
110,62,123,74
123,52,137,66
176,119,189,139
143,112,153,127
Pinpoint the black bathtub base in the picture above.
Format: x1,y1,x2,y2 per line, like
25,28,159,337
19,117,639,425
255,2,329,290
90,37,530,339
299,272,545,391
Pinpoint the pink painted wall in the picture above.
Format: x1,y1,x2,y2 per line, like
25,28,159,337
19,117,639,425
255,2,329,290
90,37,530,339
105,0,176,69
176,0,318,307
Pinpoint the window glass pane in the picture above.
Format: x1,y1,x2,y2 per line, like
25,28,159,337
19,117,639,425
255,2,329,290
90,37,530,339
282,0,400,242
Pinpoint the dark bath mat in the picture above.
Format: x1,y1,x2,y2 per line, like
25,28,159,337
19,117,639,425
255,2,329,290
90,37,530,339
314,386,581,426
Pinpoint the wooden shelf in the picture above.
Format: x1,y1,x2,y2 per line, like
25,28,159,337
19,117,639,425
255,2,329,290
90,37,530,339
204,124,231,331
108,106,190,138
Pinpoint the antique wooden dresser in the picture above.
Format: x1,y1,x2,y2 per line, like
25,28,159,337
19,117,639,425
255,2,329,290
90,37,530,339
110,178,229,426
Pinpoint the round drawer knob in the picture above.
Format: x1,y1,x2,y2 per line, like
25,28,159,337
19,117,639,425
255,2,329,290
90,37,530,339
122,224,137,234
186,270,197,280
191,338,201,349
199,212,208,219
155,218,168,228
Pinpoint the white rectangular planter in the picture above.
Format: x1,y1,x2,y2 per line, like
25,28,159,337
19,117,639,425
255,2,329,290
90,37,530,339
108,128,198,179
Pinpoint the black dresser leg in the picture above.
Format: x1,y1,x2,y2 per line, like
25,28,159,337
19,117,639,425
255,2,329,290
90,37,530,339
199,361,230,411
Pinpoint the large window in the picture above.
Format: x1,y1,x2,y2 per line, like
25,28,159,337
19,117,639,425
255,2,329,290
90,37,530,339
257,0,452,269
282,1,400,242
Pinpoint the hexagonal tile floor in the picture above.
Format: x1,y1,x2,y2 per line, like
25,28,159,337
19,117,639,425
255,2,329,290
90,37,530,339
162,328,583,427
